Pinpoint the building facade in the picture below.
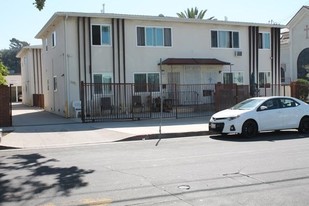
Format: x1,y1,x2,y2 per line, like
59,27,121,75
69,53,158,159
16,45,43,106
281,6,309,82
35,12,282,118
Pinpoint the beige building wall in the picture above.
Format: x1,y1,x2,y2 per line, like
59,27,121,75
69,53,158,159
36,12,282,117
16,45,42,106
282,6,309,82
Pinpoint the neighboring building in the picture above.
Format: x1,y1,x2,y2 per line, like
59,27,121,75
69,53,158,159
16,45,43,107
281,6,309,82
5,74,22,102
34,12,283,118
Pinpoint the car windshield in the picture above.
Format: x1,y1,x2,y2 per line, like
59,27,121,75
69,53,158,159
231,98,265,110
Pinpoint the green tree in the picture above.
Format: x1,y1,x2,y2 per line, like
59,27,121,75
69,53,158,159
34,0,46,11
177,7,214,20
0,61,9,85
0,38,29,74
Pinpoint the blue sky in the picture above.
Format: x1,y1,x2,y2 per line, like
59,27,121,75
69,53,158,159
1,0,308,49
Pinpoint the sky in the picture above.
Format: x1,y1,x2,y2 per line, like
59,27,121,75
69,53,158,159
1,0,309,50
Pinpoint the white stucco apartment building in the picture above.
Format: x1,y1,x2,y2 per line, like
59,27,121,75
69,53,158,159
281,6,309,82
33,12,283,118
16,45,43,106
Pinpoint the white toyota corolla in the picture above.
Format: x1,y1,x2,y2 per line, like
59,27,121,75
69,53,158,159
209,96,309,137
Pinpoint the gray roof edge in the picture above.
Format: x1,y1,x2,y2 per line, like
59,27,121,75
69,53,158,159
35,11,284,39
16,45,42,58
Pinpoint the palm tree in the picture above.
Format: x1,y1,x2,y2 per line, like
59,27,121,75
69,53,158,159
34,0,46,11
177,7,214,20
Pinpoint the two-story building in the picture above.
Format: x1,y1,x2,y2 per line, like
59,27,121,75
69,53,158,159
16,45,43,107
34,12,283,118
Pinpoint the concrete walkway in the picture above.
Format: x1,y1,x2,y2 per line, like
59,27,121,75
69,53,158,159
0,103,211,149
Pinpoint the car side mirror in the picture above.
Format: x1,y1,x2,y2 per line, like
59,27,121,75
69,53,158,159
260,105,267,111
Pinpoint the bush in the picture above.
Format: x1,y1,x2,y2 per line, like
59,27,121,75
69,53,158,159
295,79,309,101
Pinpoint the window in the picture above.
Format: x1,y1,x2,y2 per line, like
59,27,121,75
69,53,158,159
45,38,48,51
259,33,270,49
134,73,160,92
137,27,172,47
260,99,280,110
280,98,299,108
93,73,113,94
51,32,56,47
211,30,239,48
259,72,271,88
53,76,57,92
92,25,112,46
223,72,244,84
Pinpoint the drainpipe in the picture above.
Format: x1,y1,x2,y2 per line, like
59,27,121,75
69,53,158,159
64,14,70,118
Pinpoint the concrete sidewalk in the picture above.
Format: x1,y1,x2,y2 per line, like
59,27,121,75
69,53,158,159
0,103,211,149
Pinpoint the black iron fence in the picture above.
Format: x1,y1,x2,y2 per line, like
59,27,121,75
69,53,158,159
80,82,291,122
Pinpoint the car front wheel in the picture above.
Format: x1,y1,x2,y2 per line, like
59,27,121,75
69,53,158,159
241,120,258,138
298,117,309,134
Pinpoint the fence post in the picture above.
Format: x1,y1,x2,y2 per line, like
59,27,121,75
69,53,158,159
80,81,85,123
0,85,12,127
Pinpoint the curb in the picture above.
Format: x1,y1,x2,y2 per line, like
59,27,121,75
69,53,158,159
117,130,212,142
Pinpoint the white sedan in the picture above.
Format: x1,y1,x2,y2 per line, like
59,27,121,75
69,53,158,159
209,96,309,137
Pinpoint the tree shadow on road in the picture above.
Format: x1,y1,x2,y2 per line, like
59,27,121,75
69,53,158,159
0,153,94,204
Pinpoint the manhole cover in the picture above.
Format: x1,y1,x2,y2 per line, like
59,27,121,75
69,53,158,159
178,185,190,190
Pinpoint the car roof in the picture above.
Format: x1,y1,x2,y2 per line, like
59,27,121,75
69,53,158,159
250,96,294,100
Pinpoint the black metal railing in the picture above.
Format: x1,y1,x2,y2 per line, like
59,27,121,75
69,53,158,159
80,82,291,122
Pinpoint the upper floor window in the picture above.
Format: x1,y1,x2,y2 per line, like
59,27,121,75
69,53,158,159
259,32,270,49
51,31,56,48
211,30,239,48
137,26,172,47
92,25,112,46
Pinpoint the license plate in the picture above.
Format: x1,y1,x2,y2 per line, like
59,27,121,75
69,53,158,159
210,123,216,129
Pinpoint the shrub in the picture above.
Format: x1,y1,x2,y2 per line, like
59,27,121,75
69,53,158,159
295,79,309,101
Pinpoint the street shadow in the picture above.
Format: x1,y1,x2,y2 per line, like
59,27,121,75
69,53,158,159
0,153,94,203
210,130,309,142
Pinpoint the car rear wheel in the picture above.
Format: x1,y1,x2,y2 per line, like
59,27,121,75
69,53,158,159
298,117,309,134
241,120,258,138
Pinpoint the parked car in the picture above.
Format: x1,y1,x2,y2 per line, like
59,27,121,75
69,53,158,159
209,96,309,137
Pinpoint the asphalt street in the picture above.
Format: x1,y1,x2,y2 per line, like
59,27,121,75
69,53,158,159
1,131,309,206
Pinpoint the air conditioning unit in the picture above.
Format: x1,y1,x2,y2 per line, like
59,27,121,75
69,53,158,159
234,50,242,56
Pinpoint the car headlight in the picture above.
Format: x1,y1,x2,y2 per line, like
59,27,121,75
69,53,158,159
227,115,240,121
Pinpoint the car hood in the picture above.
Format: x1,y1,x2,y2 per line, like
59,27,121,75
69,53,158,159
212,109,249,118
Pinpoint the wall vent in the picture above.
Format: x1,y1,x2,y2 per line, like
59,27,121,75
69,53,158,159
234,51,242,56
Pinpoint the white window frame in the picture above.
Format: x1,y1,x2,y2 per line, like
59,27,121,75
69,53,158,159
259,32,270,49
211,30,240,49
259,71,271,88
136,26,172,47
93,73,113,95
91,24,112,46
51,31,56,48
45,38,48,51
53,76,57,92
133,72,160,93
222,71,244,85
